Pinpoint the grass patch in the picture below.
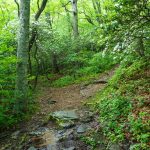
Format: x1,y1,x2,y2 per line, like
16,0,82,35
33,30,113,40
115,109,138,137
51,75,75,87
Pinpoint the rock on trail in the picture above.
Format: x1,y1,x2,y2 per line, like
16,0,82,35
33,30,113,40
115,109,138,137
27,109,99,150
0,67,120,150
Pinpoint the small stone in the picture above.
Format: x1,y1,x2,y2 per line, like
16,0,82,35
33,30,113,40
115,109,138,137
11,130,20,139
57,129,74,141
47,144,57,150
77,124,86,133
59,121,75,129
63,146,75,150
50,110,79,120
28,146,37,150
29,127,49,136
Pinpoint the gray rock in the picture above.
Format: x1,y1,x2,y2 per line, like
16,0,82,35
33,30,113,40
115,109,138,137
47,144,57,150
59,121,75,129
29,127,49,136
77,124,86,133
109,144,121,150
57,129,74,141
11,130,20,139
28,146,37,150
50,110,78,120
63,146,75,150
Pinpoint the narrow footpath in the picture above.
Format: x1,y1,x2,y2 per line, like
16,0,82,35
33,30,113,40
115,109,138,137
0,68,116,150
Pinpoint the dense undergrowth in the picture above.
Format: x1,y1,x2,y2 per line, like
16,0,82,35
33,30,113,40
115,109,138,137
0,2,150,145
87,57,150,149
40,51,116,87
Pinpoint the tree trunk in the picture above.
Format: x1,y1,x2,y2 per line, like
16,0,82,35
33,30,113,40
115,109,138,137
45,12,53,29
16,0,30,112
137,36,145,57
71,0,79,38
51,52,59,73
28,0,48,75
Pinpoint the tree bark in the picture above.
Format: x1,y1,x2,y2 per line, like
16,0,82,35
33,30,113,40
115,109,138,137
137,36,145,57
16,0,30,112
71,0,79,38
51,52,59,73
14,0,20,17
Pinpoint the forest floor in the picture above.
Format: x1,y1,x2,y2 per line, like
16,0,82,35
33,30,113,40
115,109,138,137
0,67,116,150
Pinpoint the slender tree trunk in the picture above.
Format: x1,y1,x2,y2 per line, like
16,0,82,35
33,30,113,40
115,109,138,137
28,0,48,75
64,7,72,37
137,36,145,57
71,0,79,38
16,0,30,112
51,52,59,73
45,12,53,29
45,12,60,74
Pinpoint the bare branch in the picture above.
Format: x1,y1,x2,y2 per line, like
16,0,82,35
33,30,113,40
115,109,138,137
35,0,48,21
14,0,20,17
28,0,48,74
37,0,40,9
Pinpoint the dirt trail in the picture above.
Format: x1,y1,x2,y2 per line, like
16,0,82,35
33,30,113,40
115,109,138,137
27,68,115,130
0,67,116,150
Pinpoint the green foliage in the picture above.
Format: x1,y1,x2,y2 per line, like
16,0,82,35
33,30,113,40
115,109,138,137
0,29,17,127
76,52,116,76
0,0,149,136
52,75,75,87
91,58,150,149
80,130,103,149
99,94,132,142
129,113,150,149
0,12,35,128
50,51,117,87
80,136,98,148
109,58,148,87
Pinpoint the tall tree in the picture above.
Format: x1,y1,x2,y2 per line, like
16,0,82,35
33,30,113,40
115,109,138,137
16,0,30,111
71,0,79,38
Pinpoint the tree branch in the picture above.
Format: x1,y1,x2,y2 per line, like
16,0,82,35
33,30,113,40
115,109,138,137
28,0,48,74
35,0,48,21
14,0,20,17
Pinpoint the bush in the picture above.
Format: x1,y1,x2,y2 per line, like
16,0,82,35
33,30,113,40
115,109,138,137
51,75,75,87
91,57,150,149
99,94,132,142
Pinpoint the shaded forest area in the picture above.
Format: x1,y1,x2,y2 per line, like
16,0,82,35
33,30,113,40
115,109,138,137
0,0,150,149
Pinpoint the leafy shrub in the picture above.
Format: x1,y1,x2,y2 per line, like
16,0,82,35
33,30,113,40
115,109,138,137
91,57,150,149
0,31,17,128
109,58,147,87
129,112,150,150
99,94,132,142
88,52,115,73
51,75,75,87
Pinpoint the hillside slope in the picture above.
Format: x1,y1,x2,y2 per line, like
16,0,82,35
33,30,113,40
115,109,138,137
90,58,150,150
